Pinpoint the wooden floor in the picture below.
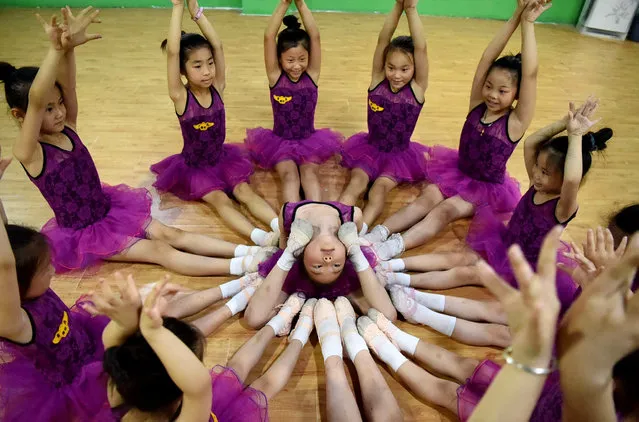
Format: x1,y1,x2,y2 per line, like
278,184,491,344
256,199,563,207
1,8,638,421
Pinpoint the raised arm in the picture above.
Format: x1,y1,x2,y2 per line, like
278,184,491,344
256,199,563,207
404,0,428,94
523,117,566,182
509,1,552,140
166,1,187,111
468,1,526,110
371,1,404,87
140,281,212,422
295,0,321,81
13,16,64,166
264,0,292,85
188,0,226,93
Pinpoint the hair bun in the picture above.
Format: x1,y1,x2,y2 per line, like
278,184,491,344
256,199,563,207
586,128,613,152
0,62,17,83
283,15,301,30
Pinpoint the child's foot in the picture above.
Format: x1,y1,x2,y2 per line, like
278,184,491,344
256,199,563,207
289,298,317,345
389,285,419,323
314,298,342,361
373,233,405,261
242,247,278,273
368,308,419,354
337,222,360,251
363,225,390,245
267,292,306,336
288,219,314,257
334,296,368,361
357,316,407,372
262,231,280,247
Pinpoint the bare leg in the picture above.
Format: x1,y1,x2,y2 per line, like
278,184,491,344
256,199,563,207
232,182,278,226
191,305,233,337
409,266,482,290
381,184,445,234
203,190,261,239
164,286,223,319
412,341,479,382
146,219,237,257
353,351,403,422
443,297,507,324
108,239,232,276
250,339,304,400
450,318,511,348
400,251,478,272
299,163,322,201
395,361,459,414
339,168,369,206
362,177,398,227
324,356,363,422
275,160,301,203
227,325,276,383
244,290,289,329
401,196,475,250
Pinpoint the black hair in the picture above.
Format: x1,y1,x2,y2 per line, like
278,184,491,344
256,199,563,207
103,317,206,413
277,15,310,58
609,204,639,236
5,224,50,299
487,53,522,92
613,349,639,417
537,128,613,178
383,35,415,63
160,32,214,73
0,62,63,112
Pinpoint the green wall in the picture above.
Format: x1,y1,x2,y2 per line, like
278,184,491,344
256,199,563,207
0,0,585,24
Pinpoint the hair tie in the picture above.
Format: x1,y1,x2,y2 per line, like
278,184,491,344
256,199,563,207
588,133,596,151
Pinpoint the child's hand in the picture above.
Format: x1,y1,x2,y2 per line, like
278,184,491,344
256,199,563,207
171,0,184,5
522,0,552,23
404,0,417,9
566,97,601,136
60,6,102,49
84,272,142,333
0,146,12,181
478,226,563,368
139,277,181,333
36,13,64,51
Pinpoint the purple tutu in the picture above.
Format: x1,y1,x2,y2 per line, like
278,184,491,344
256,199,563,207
245,127,342,169
151,143,254,201
341,132,430,184
42,183,152,273
210,365,269,422
426,145,521,213
258,247,377,299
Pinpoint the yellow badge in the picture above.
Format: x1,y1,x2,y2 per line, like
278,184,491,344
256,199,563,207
211,411,219,421
273,95,293,105
369,99,384,112
193,122,215,131
52,311,69,344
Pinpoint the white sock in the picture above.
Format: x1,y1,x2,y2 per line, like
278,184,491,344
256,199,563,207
276,249,296,271
266,302,297,336
317,316,342,361
219,277,243,299
224,287,256,315
234,245,250,257
359,222,368,236
229,257,245,275
341,316,368,362
250,228,268,245
270,218,280,233
377,318,419,355
413,290,446,312
371,334,408,372
389,272,410,286
290,314,313,345
349,245,370,273
385,259,406,272
409,303,456,337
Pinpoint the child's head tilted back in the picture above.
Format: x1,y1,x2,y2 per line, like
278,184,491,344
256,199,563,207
6,224,53,299
277,15,310,81
0,62,66,134
161,32,215,89
302,229,347,285
383,35,415,92
104,317,206,413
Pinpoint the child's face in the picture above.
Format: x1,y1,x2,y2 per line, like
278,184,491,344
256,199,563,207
24,252,54,299
303,233,347,285
385,50,414,92
35,86,66,134
532,150,563,195
279,45,309,81
482,68,518,113
184,47,215,89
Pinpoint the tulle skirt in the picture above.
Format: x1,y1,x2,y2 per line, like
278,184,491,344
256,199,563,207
426,145,521,213
210,365,269,422
245,127,343,169
341,132,430,184
151,144,254,200
42,183,152,273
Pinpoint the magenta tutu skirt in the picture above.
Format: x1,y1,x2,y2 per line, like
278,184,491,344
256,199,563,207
341,132,430,183
151,144,254,201
426,145,521,213
245,127,343,169
42,183,152,273
467,208,579,313
210,365,269,422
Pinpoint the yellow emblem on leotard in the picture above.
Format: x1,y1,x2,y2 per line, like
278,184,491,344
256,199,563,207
52,311,69,344
193,122,215,131
369,99,384,112
211,411,218,421
273,95,293,105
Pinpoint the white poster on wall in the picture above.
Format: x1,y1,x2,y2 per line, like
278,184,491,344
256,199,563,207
583,0,638,33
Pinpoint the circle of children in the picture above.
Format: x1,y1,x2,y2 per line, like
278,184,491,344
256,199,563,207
1,0,638,421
